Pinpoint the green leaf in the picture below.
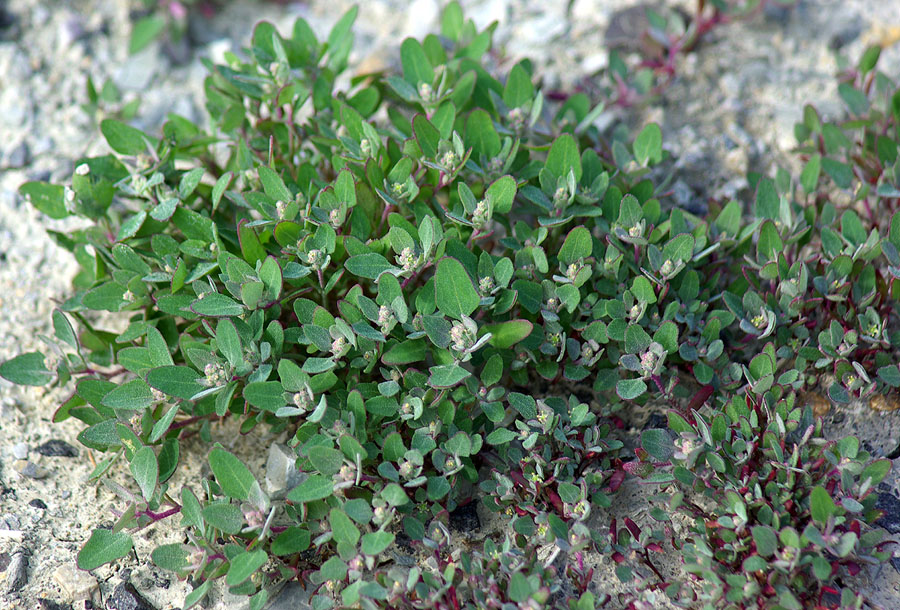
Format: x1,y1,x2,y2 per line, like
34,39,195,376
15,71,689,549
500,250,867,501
209,447,258,501
287,474,333,503
483,319,533,349
558,226,592,264
715,199,741,236
77,529,134,570
624,324,652,354
401,38,434,86
100,119,147,155
216,320,242,368
360,531,395,556
202,503,243,534
308,446,343,477
861,459,891,487
382,339,426,365
809,486,836,524
800,154,821,194
428,364,471,388
466,109,501,158
345,253,397,280
757,220,783,262
330,508,360,545
0,352,53,386
434,257,479,319
151,544,189,572
754,178,779,220
191,293,245,317
102,379,154,410
508,392,537,419
243,381,286,412
258,165,292,202
663,233,694,263
226,550,268,587
634,123,662,165
503,63,534,109
486,175,517,214
147,366,205,400
130,446,158,502
822,158,852,189
641,429,673,461
19,182,68,219
545,133,582,182
486,428,517,445
616,378,646,400
129,15,165,54
752,526,778,557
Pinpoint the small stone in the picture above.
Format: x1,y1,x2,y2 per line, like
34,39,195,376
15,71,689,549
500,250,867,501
29,498,47,509
265,581,311,610
39,600,71,610
12,442,28,459
107,582,156,610
876,492,900,534
266,443,302,498
4,551,27,592
35,439,78,457
5,141,29,168
869,394,900,412
53,564,99,602
802,392,830,417
14,459,49,479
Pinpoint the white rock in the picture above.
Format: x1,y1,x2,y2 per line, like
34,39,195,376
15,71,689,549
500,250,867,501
53,563,99,602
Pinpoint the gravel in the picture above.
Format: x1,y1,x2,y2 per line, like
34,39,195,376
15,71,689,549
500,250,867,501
2,0,900,608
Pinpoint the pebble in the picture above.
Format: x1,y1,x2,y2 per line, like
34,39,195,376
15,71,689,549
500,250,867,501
12,442,29,459
869,394,900,413
53,563,99,603
29,498,48,509
265,581,311,610
35,439,78,457
5,141,29,169
4,550,28,592
14,459,49,479
265,443,302,498
106,582,156,610
39,600,71,610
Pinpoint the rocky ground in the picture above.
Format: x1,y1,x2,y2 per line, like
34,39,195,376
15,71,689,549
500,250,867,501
3,0,900,608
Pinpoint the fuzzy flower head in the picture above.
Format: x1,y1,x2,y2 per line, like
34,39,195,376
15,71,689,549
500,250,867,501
397,247,418,273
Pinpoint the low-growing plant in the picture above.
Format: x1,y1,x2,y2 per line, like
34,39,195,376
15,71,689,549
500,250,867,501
2,3,898,608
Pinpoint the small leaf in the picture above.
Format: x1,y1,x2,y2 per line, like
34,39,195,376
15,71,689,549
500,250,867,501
545,133,582,182
226,550,268,587
360,531,395,556
129,15,165,54
641,429,673,461
147,366,205,400
130,446,158,502
287,474,333,503
102,379,154,410
558,226,592,264
482,320,533,349
345,252,397,280
634,123,662,165
190,293,245,317
752,526,778,557
809,486,836,524
100,119,147,155
616,378,646,400
209,447,258,501
428,364,471,388
434,257,479,319
0,352,53,386
243,381,286,412
77,529,134,570
19,182,68,219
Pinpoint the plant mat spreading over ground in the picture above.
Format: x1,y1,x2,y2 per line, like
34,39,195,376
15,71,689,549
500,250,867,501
3,1,900,609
